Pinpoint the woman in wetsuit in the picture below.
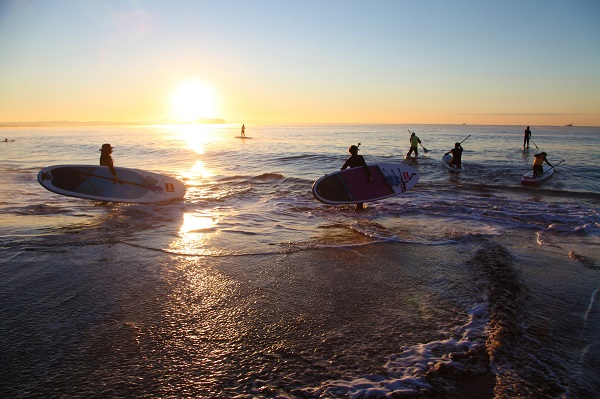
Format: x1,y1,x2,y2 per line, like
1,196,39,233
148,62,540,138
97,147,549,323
99,143,121,184
341,143,373,210
444,142,463,169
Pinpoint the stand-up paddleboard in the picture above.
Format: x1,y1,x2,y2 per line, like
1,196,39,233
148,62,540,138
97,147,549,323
38,165,186,203
312,163,418,205
404,153,429,160
235,136,252,139
442,154,464,172
521,165,554,185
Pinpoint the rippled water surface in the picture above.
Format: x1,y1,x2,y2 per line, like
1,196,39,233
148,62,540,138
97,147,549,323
1,124,599,398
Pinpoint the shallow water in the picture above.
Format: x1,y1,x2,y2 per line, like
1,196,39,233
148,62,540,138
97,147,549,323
1,123,599,398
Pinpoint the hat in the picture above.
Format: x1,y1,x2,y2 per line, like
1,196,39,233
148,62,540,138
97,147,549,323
100,143,113,151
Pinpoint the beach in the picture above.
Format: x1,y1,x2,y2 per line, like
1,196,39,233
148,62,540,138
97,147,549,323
1,124,599,398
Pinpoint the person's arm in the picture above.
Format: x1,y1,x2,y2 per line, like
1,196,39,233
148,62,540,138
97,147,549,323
359,156,373,182
107,160,121,183
544,158,553,168
341,160,349,170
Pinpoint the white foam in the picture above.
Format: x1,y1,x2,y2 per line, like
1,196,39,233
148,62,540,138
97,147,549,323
307,303,489,397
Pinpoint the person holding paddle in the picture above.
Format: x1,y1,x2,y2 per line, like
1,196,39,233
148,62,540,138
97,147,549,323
532,152,553,177
524,126,532,150
406,132,424,158
99,143,121,184
444,142,463,169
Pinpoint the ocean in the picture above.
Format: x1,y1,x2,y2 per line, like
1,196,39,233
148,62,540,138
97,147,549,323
1,123,599,398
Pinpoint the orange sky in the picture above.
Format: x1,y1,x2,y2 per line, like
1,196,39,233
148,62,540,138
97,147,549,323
0,1,598,126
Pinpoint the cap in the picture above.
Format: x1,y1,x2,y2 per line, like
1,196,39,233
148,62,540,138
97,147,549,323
100,143,113,151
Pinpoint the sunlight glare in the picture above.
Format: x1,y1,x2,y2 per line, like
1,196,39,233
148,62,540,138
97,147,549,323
169,211,220,255
170,79,218,122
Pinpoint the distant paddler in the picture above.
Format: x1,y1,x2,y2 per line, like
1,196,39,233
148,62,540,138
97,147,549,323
406,130,428,158
523,126,532,150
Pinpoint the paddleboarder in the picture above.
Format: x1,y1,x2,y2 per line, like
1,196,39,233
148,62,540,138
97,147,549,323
524,126,532,149
341,143,373,210
240,124,246,138
532,152,553,177
406,132,422,158
444,142,463,169
99,143,121,184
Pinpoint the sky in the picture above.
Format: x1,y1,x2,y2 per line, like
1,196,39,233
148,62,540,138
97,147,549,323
0,0,599,126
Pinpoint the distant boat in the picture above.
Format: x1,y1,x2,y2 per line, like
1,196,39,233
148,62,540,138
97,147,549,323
565,123,573,127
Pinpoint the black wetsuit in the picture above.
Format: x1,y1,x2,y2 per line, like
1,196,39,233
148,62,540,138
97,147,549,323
450,147,463,168
341,154,371,177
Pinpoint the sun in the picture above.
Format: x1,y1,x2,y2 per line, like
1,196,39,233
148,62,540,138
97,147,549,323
170,78,219,122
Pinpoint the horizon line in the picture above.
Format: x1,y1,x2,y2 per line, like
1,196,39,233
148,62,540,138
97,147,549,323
0,120,596,128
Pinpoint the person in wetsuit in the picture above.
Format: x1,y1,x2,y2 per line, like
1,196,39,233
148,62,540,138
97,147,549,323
524,126,532,149
532,151,553,177
444,142,463,169
341,143,373,210
99,143,121,184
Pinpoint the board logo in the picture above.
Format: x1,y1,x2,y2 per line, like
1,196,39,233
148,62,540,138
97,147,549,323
403,172,410,180
165,183,175,192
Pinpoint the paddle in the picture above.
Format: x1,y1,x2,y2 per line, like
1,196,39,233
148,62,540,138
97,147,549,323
550,160,565,170
530,139,539,149
460,135,471,144
77,171,164,193
408,130,429,153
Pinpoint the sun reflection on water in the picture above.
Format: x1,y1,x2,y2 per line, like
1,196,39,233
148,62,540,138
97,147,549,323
170,211,220,255
170,123,228,155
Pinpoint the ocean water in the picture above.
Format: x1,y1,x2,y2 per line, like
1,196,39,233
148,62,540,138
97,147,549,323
0,123,599,398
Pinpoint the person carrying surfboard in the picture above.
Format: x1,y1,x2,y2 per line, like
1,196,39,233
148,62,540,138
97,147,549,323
444,142,463,169
99,143,121,184
406,132,423,158
532,152,553,177
341,143,373,210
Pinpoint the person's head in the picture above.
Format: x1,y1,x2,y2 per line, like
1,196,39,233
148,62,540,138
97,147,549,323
455,142,461,148
410,132,415,137
349,145,359,155
100,143,113,153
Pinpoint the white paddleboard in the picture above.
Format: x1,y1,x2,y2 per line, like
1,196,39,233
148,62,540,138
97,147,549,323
442,154,464,172
235,136,252,139
38,165,186,203
521,165,554,185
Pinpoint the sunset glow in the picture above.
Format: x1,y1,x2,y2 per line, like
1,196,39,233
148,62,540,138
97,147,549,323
0,1,598,126
170,79,219,123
